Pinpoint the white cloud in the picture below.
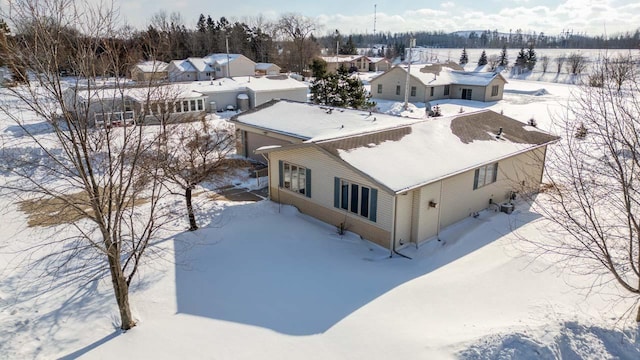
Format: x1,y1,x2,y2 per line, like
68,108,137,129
441,2,455,8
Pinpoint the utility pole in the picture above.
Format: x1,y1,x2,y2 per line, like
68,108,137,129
403,37,416,110
226,36,231,78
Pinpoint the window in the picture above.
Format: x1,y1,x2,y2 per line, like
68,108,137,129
278,161,311,197
175,101,182,113
395,85,401,95
197,99,204,111
182,100,189,112
377,84,382,93
410,86,416,97
473,163,499,190
190,100,197,112
124,100,132,112
444,85,450,96
334,178,377,222
491,85,499,96
430,87,434,97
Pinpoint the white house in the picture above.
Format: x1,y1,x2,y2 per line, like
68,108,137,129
167,60,198,82
167,54,257,82
233,100,559,251
63,83,207,127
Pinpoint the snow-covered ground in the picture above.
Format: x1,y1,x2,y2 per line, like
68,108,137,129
1,78,639,359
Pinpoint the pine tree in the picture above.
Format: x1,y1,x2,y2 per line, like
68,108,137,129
310,67,375,109
459,47,468,65
526,45,537,71
499,44,508,67
477,50,488,66
516,47,527,68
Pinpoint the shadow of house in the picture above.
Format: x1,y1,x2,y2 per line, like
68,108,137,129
173,201,539,336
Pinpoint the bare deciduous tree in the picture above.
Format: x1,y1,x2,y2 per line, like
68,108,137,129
156,119,238,231
533,65,640,321
277,13,320,74
540,55,549,73
555,55,566,74
566,52,587,75
0,0,174,330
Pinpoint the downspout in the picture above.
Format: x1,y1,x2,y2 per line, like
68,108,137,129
389,195,397,258
436,180,444,241
390,194,412,259
261,153,271,201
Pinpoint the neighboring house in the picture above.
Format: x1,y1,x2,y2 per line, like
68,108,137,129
130,60,169,82
371,65,507,103
167,60,198,82
367,57,391,72
234,100,558,251
63,83,207,127
190,75,308,112
167,54,257,81
186,57,216,81
243,75,308,109
203,53,256,79
255,63,281,76
320,55,372,73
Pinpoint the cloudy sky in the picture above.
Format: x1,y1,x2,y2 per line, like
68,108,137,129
9,0,638,37
113,0,640,36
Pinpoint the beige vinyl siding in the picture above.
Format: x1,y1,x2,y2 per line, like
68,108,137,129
242,132,294,162
229,56,257,77
268,146,394,246
482,78,505,101
450,84,489,102
371,67,427,102
410,147,547,243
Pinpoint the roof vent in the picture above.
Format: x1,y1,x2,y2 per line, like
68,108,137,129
496,127,503,139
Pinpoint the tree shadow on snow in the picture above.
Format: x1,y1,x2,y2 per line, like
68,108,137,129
173,201,539,336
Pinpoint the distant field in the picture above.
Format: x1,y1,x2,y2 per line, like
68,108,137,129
408,48,640,73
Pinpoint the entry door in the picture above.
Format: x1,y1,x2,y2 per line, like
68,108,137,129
462,88,472,100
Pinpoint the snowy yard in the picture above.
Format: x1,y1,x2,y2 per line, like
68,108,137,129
1,78,640,359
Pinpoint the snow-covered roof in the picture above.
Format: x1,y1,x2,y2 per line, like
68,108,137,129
242,75,307,92
188,78,245,93
320,55,366,64
386,65,506,87
203,53,244,66
255,63,280,71
367,57,388,63
134,61,169,73
187,58,215,73
73,83,206,103
233,100,421,141
170,60,197,72
315,110,558,193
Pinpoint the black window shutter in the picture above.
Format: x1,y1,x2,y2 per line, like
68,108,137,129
369,189,378,222
278,160,284,188
473,168,479,190
305,168,312,198
492,163,499,183
334,177,340,208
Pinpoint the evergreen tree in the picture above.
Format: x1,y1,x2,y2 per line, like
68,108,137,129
310,58,327,79
526,45,537,70
459,47,468,65
310,66,375,109
516,47,527,68
477,50,488,66
339,35,357,55
499,44,508,67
